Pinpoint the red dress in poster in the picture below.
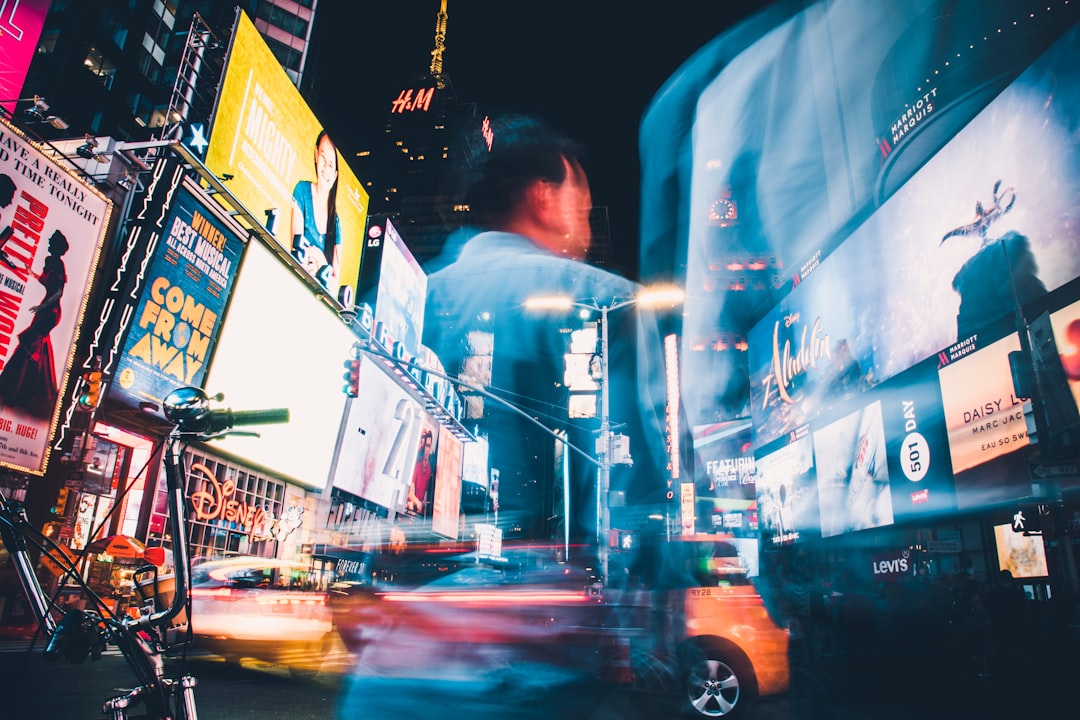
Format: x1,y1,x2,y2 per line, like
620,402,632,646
0,230,68,419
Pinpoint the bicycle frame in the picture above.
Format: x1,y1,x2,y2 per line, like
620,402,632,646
0,429,199,719
0,387,288,719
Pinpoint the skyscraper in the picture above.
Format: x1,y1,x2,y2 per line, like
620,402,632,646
13,1,319,144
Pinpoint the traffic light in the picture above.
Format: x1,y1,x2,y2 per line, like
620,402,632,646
78,370,102,408
50,487,70,517
342,357,362,397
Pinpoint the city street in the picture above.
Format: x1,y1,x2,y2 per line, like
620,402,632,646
3,629,1066,719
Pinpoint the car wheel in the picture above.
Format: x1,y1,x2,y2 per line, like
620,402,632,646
678,643,754,718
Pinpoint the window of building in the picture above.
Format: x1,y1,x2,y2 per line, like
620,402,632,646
149,449,288,561
141,32,166,66
98,7,129,50
83,46,117,90
264,35,302,73
37,28,60,54
255,0,309,37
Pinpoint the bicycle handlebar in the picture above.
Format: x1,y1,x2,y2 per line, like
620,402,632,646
162,386,289,439
176,406,290,437
133,387,290,636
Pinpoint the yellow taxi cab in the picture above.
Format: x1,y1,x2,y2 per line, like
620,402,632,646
615,533,790,718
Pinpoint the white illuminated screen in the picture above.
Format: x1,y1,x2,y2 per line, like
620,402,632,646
204,240,356,489
994,522,1048,579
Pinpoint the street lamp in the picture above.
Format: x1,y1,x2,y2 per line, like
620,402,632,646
526,284,685,583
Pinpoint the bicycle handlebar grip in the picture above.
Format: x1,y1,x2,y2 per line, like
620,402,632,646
208,407,289,433
230,407,290,427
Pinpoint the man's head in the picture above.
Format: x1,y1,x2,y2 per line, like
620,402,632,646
463,114,592,259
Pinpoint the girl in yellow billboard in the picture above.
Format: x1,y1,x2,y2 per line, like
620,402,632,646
0,229,69,419
290,129,342,297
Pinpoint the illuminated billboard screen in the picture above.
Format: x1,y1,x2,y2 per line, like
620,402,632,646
994,522,1048,580
112,178,244,413
938,332,1029,474
813,400,893,539
754,426,817,546
202,239,356,489
432,425,463,539
1039,297,1080,467
204,11,369,306
357,217,427,361
692,420,756,533
0,0,50,116
404,412,438,518
331,356,423,513
461,432,489,490
0,119,111,474
876,358,955,522
1048,298,1080,411
745,24,1080,448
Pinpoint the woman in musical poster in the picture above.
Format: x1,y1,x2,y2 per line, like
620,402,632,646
0,229,70,419
290,129,342,297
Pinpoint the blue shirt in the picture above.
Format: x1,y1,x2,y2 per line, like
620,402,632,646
291,180,341,292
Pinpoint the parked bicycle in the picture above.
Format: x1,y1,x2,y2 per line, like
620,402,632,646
0,387,288,719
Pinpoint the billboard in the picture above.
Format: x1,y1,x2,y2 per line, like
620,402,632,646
0,0,50,116
358,217,427,361
692,420,756,533
331,356,424,513
745,24,1080,448
813,401,893,538
204,11,368,306
993,522,1048,580
0,118,111,474
938,332,1030,475
202,238,356,489
404,412,438,517
1048,299,1080,412
754,425,818,546
461,432,489,490
876,358,955,522
431,424,463,539
112,178,245,412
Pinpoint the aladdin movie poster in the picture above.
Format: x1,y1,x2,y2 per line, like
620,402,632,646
0,119,111,474
112,182,244,412
747,26,1080,447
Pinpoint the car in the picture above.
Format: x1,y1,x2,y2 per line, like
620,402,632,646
331,548,615,719
188,555,334,675
330,537,788,718
614,535,791,718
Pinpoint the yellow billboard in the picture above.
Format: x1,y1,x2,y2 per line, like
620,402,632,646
205,11,368,306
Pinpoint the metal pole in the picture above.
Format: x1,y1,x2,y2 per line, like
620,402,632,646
598,305,611,585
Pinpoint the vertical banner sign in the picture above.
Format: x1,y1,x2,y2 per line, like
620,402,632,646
0,118,111,474
52,155,184,454
111,179,245,412
432,425,463,539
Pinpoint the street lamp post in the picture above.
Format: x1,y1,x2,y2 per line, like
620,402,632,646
526,285,684,584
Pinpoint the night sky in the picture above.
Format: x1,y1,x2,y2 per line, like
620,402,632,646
306,0,776,280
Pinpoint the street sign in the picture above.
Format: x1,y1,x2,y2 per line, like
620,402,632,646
1029,462,1079,481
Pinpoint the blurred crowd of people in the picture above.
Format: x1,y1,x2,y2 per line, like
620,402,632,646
759,550,1078,709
